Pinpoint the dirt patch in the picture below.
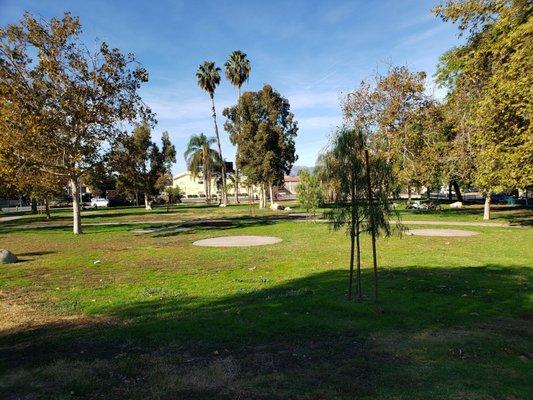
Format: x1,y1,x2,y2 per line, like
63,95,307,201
406,229,480,237
193,235,282,247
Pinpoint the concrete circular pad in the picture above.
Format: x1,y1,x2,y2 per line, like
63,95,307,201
193,235,282,247
406,229,479,237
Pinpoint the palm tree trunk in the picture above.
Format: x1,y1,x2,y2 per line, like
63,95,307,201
204,172,209,203
234,87,242,204
234,149,240,204
211,95,227,204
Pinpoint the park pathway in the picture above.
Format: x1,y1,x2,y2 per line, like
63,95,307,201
0,214,526,230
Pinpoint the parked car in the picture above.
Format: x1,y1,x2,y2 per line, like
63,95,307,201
90,197,109,208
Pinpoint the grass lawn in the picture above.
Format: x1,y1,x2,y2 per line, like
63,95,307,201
1,204,532,399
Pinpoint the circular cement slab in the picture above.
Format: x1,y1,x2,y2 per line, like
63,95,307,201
406,229,480,237
193,235,282,247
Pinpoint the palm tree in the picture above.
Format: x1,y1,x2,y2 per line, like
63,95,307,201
184,133,219,202
225,50,251,203
196,61,227,204
225,50,251,98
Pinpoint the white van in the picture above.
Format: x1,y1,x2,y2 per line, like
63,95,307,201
90,197,109,208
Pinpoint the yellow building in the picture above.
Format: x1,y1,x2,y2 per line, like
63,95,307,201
173,171,247,199
173,171,215,198
172,171,298,200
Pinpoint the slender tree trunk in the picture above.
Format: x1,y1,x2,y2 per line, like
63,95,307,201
269,185,274,206
31,198,37,214
355,219,362,301
233,87,242,204
204,172,209,203
407,187,412,201
448,182,453,201
348,178,356,301
234,156,240,204
483,191,492,220
348,224,355,301
452,181,463,202
211,95,227,204
144,193,152,210
45,198,50,220
259,185,263,208
365,150,378,302
70,178,82,235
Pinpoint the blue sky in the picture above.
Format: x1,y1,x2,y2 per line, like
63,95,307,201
0,0,461,174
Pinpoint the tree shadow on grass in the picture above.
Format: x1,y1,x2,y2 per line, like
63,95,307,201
401,205,533,225
0,264,531,399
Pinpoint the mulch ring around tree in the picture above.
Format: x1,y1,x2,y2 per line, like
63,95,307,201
405,229,480,237
193,235,282,247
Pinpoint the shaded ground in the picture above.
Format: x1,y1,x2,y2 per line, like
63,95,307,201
406,229,480,236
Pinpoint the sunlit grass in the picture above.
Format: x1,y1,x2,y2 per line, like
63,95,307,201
0,205,532,399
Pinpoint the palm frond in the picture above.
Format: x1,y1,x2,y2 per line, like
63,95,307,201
224,50,251,89
196,61,221,96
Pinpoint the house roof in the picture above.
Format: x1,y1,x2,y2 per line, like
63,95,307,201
174,171,191,180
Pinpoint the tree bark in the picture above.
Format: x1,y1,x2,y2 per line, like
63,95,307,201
144,192,152,210
348,224,355,301
31,198,38,214
259,184,266,208
211,96,227,204
45,198,50,219
70,178,82,234
452,181,463,202
235,147,240,204
365,150,378,303
355,219,362,301
204,172,210,203
483,192,491,220
348,177,356,301
407,187,412,201
269,185,274,206
448,182,453,201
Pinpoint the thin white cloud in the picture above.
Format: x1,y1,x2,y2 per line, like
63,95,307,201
401,24,449,47
297,116,341,131
287,90,343,111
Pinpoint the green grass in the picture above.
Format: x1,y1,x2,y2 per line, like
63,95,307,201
0,204,532,399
